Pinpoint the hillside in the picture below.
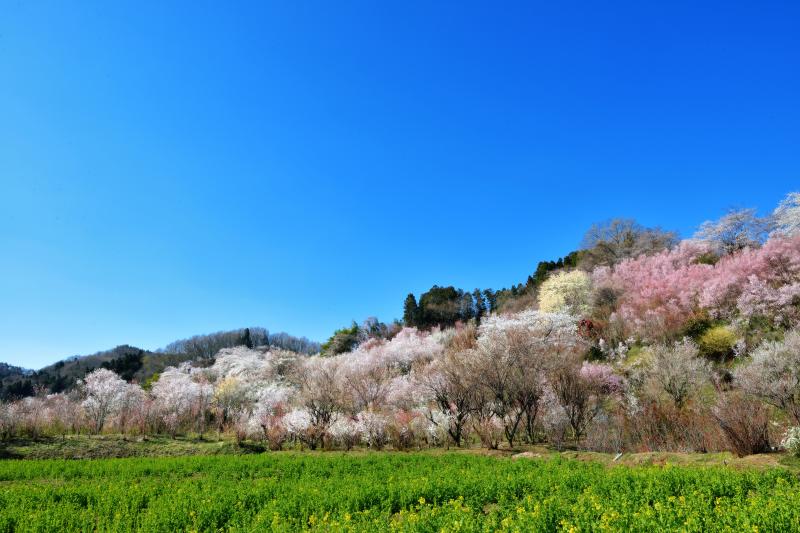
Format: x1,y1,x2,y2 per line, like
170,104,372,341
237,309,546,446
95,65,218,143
0,328,319,401
1,192,799,461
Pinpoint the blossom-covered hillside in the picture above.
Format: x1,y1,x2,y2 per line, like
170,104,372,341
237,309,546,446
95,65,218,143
2,191,800,457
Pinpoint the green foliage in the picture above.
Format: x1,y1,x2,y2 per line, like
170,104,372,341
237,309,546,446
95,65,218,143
405,286,478,329
100,350,144,381
1,453,800,531
402,294,419,327
321,322,360,356
743,314,785,351
0,434,245,460
681,313,714,339
695,251,720,265
698,325,737,359
142,372,160,392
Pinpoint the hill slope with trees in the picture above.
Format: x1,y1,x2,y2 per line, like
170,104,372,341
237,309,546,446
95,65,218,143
0,328,319,401
2,191,800,460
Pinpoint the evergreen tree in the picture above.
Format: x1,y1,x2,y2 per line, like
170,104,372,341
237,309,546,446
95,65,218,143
483,289,497,313
458,291,475,322
403,293,419,327
473,288,486,325
242,328,253,349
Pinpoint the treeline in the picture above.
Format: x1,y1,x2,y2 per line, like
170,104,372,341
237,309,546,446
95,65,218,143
400,251,584,331
161,328,320,359
389,219,671,337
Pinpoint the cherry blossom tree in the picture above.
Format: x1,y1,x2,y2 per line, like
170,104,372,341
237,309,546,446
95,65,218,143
79,368,131,433
356,410,389,449
475,311,583,446
735,329,800,423
694,208,771,255
327,416,361,450
419,350,476,447
700,235,800,322
294,357,342,448
592,240,715,341
152,365,214,437
250,385,293,450
641,339,711,408
772,192,800,237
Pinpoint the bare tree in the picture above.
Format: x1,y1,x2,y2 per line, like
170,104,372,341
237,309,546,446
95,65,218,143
420,350,476,447
549,363,606,443
580,218,677,268
712,392,771,457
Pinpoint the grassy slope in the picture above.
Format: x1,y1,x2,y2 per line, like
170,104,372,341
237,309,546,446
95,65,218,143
3,434,799,471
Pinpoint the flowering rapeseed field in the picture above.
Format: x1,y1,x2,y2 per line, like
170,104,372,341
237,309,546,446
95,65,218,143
0,453,797,532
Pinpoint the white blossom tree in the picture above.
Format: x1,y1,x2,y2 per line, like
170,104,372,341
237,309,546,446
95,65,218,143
79,368,130,433
736,329,800,423
773,192,800,237
694,208,770,254
643,339,711,408
152,365,213,437
475,311,583,447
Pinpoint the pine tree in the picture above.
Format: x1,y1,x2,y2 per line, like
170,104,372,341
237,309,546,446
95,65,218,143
483,289,497,313
473,288,486,325
403,293,419,327
242,328,253,349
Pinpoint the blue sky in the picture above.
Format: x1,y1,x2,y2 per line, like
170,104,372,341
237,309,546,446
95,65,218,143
1,1,798,368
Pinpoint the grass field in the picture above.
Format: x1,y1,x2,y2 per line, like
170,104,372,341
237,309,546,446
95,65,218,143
2,451,800,532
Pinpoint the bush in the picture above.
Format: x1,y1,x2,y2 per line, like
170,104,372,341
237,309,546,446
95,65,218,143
626,402,724,453
698,325,737,359
713,393,771,457
681,312,713,339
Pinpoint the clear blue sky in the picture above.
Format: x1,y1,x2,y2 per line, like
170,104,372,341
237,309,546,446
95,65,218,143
1,1,798,368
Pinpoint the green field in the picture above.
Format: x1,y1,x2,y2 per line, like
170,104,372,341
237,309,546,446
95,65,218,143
1,452,800,532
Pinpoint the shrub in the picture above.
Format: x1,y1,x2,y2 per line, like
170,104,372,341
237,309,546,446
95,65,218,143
698,325,737,359
626,402,724,453
713,393,771,457
681,312,714,339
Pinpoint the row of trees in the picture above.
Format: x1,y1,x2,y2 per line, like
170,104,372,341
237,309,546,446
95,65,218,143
3,312,800,457
162,327,320,358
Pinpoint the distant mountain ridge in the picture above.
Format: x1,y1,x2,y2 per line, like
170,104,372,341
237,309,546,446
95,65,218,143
0,363,32,380
0,327,319,401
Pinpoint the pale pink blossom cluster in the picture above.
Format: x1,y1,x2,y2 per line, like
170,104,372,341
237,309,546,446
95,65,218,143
594,235,800,339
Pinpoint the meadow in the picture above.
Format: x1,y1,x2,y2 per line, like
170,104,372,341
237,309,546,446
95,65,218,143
2,451,800,532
